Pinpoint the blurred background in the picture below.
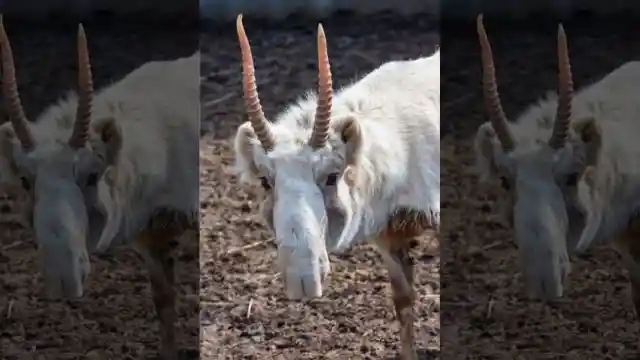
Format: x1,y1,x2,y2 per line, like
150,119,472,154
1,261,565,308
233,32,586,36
440,3,640,360
0,0,193,19
0,3,199,359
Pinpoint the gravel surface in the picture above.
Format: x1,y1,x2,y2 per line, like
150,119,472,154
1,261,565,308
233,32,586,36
441,16,640,359
200,12,440,359
0,21,199,359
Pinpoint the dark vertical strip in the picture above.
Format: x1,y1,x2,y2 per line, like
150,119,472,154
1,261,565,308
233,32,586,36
441,7,640,358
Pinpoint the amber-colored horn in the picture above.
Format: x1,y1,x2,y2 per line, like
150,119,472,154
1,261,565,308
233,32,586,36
548,24,573,150
0,15,33,150
477,14,515,152
236,14,275,152
309,23,333,150
69,24,94,149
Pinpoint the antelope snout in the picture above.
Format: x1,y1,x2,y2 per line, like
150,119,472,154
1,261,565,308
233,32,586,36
523,253,570,301
41,251,90,300
277,246,330,300
43,271,86,300
283,271,325,300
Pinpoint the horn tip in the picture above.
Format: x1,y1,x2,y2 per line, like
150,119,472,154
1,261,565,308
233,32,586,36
476,13,485,33
317,23,326,40
236,13,246,35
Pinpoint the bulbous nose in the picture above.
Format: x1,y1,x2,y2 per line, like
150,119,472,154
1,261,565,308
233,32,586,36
283,272,324,300
524,256,570,301
527,276,564,300
41,256,89,300
43,277,84,300
62,279,85,299
278,247,330,300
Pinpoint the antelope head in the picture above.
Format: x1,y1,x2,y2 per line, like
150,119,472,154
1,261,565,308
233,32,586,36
233,14,365,300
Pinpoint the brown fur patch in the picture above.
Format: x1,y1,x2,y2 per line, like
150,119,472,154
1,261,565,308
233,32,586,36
136,208,197,250
148,208,197,234
136,229,173,251
378,207,437,249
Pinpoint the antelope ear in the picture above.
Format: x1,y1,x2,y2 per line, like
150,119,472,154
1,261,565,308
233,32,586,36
103,165,117,186
573,116,601,168
332,115,362,186
92,117,122,166
233,122,260,182
473,122,501,183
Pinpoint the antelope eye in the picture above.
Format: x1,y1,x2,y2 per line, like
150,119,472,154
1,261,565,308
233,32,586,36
86,172,99,187
326,173,339,186
20,176,30,191
566,172,580,187
500,176,510,190
259,177,271,190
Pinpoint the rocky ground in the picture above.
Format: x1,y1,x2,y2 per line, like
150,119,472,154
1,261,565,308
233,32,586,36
199,12,440,360
441,15,640,359
0,20,199,359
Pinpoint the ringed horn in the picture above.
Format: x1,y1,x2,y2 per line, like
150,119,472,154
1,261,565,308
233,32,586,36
236,14,275,152
0,15,34,150
308,23,333,149
477,14,574,152
68,24,94,149
548,24,573,150
0,17,94,151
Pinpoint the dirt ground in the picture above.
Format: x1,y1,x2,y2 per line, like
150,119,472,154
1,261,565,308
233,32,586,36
441,16,640,359
0,21,199,359
200,12,440,359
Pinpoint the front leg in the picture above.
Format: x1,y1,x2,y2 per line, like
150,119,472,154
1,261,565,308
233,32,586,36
135,230,178,360
376,236,417,360
614,222,640,320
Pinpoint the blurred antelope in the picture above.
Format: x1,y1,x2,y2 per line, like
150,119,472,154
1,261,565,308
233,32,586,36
232,14,439,359
0,17,198,360
474,14,640,318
